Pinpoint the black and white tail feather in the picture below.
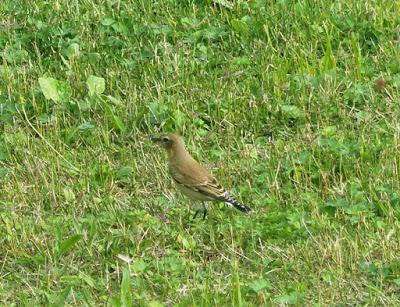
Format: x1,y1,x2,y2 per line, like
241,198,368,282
220,192,251,213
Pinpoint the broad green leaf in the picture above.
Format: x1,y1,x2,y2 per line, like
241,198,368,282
281,105,305,119
66,43,80,59
321,126,337,137
38,114,56,125
3,46,30,64
116,166,133,180
87,75,105,96
39,77,71,103
102,18,116,26
63,187,76,203
231,19,249,36
132,259,147,273
77,122,95,130
230,56,251,66
0,167,9,179
248,278,272,292
88,52,101,64
39,77,58,101
177,234,196,249
275,292,300,304
58,234,83,256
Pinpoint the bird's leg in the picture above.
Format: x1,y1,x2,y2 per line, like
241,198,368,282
202,208,208,220
202,202,208,220
192,202,202,220
192,209,200,220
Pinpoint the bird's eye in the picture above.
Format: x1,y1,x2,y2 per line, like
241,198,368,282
162,137,169,143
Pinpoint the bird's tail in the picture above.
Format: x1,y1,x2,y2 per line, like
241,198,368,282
223,194,251,213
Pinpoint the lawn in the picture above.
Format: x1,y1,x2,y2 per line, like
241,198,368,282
1,0,400,305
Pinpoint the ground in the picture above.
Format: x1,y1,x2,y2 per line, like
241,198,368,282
1,0,400,305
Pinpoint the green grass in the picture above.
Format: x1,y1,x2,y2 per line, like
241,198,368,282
1,0,400,305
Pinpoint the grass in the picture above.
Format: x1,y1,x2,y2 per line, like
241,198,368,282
1,0,400,305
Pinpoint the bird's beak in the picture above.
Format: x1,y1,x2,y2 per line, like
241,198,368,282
151,136,161,143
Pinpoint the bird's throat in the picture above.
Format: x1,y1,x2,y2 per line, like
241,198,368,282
167,145,189,163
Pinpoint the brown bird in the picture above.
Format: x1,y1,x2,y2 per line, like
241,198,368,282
152,133,251,219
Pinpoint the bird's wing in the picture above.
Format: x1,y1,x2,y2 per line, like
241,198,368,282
169,158,226,200
192,177,227,199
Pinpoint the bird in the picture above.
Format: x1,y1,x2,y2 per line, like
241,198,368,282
152,133,251,220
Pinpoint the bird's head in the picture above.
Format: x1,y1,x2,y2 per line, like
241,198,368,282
151,133,184,155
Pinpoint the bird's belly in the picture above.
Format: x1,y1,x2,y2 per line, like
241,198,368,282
177,184,214,201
